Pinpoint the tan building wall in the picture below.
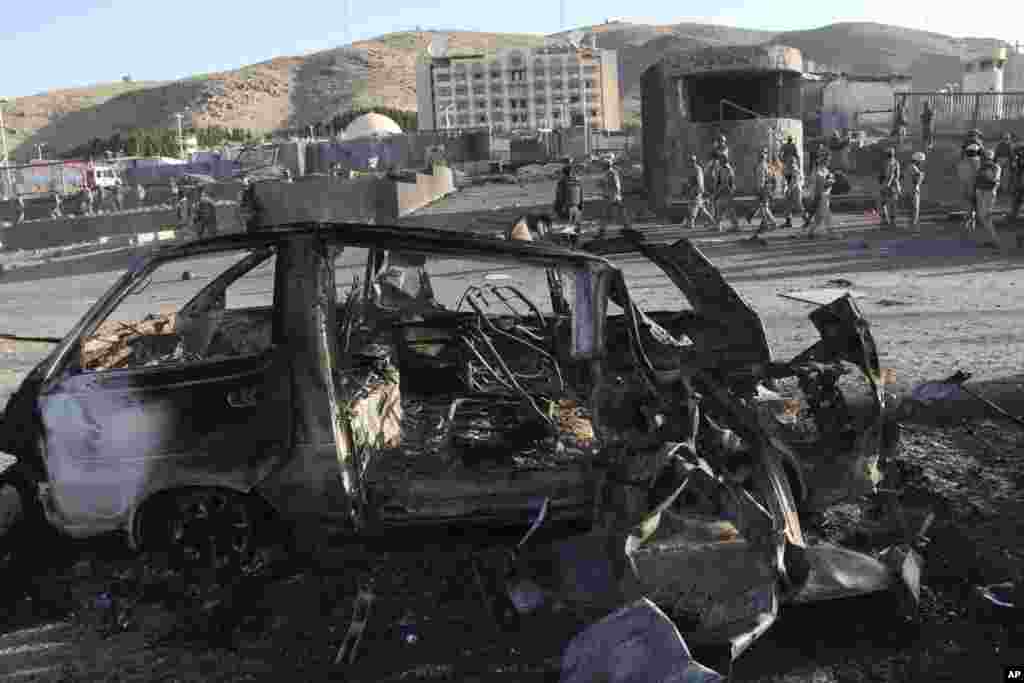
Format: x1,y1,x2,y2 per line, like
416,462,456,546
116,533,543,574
416,42,623,133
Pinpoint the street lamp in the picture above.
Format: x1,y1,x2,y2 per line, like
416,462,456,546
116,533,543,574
0,98,11,200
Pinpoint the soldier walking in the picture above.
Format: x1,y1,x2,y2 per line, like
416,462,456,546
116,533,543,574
14,194,25,224
974,149,1002,248
920,102,934,151
554,165,584,227
685,155,715,229
878,148,902,226
782,154,804,229
906,152,926,230
51,192,63,219
959,137,984,232
193,187,218,239
599,159,630,236
112,181,124,212
747,149,778,233
995,132,1014,198
780,135,800,171
136,183,146,207
83,186,95,216
806,158,836,239
714,160,740,233
1008,141,1024,222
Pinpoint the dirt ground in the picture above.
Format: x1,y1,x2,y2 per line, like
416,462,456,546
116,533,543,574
1,177,1023,681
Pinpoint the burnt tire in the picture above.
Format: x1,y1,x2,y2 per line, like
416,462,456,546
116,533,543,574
139,488,277,579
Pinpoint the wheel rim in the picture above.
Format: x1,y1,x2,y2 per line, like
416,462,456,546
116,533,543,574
169,490,253,573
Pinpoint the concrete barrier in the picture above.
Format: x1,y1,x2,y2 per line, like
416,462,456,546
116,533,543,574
1,204,243,251
1,168,455,249
396,166,456,216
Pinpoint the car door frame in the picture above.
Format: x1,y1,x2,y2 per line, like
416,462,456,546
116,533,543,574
33,244,293,539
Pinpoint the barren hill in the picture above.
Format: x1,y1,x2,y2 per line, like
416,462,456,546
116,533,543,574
2,21,1007,158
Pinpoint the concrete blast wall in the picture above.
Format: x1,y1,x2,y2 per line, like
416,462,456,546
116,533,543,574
643,60,802,211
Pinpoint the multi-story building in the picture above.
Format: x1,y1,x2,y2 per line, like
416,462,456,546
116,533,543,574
415,40,622,133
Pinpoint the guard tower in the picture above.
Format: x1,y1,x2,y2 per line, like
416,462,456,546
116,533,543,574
642,45,804,212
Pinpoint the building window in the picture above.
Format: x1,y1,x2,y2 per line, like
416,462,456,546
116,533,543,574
436,74,451,83
456,103,469,111
479,114,489,124
455,87,468,96
570,95,580,104
535,96,547,106
492,99,503,108
477,100,487,109
519,99,527,109
437,87,452,97
473,72,484,80
472,87,486,96
589,108,598,117
551,81,563,90
584,79,593,90
553,110,561,119
490,84,503,94
490,71,502,79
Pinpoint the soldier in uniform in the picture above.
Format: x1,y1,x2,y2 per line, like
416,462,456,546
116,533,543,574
974,149,1002,248
878,148,902,227
599,159,629,236
713,159,740,233
193,186,218,239
685,155,715,229
906,152,926,230
747,149,778,234
782,153,804,229
136,183,147,207
959,138,984,231
807,157,836,239
554,164,584,227
112,181,124,212
920,102,934,151
780,135,800,170
14,194,25,224
995,132,1014,198
51,192,63,219
1008,141,1024,222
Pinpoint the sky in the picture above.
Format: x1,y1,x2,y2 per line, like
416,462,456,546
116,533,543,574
3,0,1022,97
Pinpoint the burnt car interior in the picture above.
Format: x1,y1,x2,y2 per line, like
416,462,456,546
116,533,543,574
76,248,278,373
332,245,604,524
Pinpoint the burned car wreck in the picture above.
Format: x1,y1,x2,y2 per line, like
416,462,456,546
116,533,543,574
0,200,918,667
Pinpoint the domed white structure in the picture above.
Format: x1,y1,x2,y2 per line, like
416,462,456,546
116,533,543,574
342,112,403,141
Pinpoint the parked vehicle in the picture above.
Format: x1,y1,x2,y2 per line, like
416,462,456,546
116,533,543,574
0,184,917,661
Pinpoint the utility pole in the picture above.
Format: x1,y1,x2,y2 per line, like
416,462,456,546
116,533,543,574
175,112,185,159
0,99,11,200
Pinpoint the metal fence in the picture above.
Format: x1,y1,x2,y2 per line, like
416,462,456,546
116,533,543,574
896,92,1024,132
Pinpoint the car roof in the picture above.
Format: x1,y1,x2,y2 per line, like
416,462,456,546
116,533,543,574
143,223,614,271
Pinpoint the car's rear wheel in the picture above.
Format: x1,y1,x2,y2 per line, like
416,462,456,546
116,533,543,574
140,488,277,578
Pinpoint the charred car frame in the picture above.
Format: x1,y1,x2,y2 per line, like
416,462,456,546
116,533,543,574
0,205,915,661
